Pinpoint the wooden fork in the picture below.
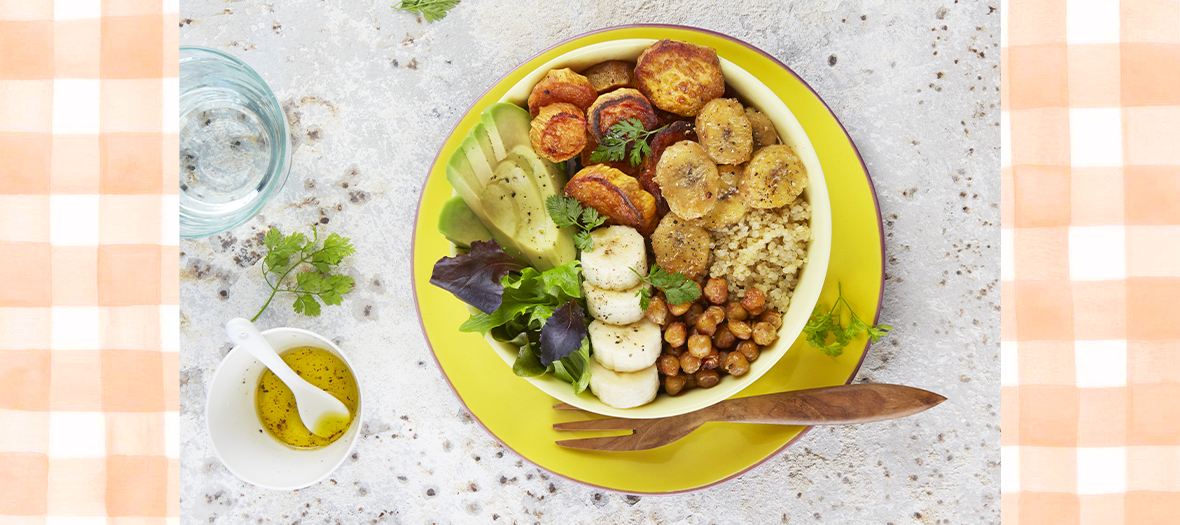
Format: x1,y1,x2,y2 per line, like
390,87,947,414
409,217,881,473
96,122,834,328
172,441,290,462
552,383,947,451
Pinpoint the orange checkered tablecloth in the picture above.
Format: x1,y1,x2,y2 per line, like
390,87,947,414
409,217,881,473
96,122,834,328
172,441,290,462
1002,0,1180,523
0,0,178,522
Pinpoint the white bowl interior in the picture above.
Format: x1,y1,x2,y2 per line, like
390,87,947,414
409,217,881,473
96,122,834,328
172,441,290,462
206,328,364,490
478,39,832,418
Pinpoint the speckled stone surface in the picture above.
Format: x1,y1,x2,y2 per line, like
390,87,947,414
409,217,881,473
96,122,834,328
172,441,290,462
179,1,1000,523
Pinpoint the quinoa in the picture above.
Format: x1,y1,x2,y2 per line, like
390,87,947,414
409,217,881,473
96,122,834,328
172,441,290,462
707,201,812,312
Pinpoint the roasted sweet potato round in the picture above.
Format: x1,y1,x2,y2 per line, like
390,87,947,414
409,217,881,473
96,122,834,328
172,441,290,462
696,98,753,165
586,88,659,144
581,131,642,178
527,68,597,118
634,39,725,117
565,164,658,235
581,60,636,94
640,120,697,219
529,103,587,163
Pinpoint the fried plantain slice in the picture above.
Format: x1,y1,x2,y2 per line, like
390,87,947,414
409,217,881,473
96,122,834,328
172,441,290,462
745,107,779,150
654,140,720,220
640,120,697,219
527,68,597,118
739,144,807,209
651,213,711,279
695,98,753,165
698,164,747,230
529,103,588,163
634,39,725,117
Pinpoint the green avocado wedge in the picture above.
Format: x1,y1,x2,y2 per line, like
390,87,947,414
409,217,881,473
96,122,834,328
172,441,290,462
443,102,576,270
438,196,493,249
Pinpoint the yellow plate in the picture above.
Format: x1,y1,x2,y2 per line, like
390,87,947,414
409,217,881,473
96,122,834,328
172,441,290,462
412,25,884,494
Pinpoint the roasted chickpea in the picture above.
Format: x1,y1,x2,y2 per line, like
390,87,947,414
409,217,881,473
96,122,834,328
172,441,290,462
653,354,677,376
705,305,725,323
703,277,728,304
664,374,687,395
684,303,705,327
664,322,687,347
736,340,760,363
696,369,720,388
726,301,748,321
728,319,752,340
716,350,730,374
758,309,783,330
741,289,766,315
723,351,750,376
700,348,721,369
680,353,702,374
646,295,669,325
668,300,693,316
752,321,777,345
713,323,736,349
663,342,684,357
695,311,719,336
687,334,712,357
682,372,698,390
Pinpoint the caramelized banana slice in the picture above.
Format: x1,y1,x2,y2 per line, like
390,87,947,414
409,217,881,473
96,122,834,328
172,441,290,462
565,164,658,235
695,99,753,165
654,140,720,220
634,39,725,117
651,213,711,279
527,68,597,118
529,103,587,163
745,107,779,150
739,144,807,209
581,60,636,94
699,164,747,230
586,88,659,144
640,121,697,219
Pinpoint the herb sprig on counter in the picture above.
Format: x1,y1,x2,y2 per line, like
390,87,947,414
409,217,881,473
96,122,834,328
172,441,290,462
803,283,892,356
590,119,667,167
252,227,356,321
393,0,458,22
632,264,701,311
546,195,606,252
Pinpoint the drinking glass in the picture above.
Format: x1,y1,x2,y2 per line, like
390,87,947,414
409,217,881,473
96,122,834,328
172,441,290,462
179,46,291,238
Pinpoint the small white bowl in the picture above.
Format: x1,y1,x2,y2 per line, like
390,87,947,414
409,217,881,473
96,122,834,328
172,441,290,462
206,327,363,490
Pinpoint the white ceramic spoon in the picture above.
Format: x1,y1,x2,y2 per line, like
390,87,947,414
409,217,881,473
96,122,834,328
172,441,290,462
225,318,350,438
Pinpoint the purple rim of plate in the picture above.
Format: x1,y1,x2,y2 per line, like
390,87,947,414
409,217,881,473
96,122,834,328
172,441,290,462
410,24,887,496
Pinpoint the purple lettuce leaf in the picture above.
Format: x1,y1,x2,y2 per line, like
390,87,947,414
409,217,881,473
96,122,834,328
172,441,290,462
430,240,526,314
539,300,587,367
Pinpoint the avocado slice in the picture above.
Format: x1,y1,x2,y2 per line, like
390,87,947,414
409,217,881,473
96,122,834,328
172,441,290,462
444,102,576,270
438,196,493,248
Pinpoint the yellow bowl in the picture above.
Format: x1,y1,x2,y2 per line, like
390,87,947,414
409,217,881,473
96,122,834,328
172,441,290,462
413,25,883,493
475,39,832,418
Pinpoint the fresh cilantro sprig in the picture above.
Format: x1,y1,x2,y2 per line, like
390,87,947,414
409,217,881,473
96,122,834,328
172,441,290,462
393,0,458,22
803,283,892,356
590,119,667,167
546,195,607,252
631,264,701,311
252,226,356,321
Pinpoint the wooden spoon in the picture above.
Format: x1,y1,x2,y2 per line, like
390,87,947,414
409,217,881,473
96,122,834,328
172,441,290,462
553,383,946,451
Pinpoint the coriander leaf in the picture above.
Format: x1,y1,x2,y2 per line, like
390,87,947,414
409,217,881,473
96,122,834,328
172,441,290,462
637,286,654,312
804,283,891,356
632,264,701,309
538,301,587,367
545,195,581,229
589,119,666,166
253,227,356,321
573,230,593,252
430,239,526,314
293,294,321,317
580,206,606,229
393,0,458,22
